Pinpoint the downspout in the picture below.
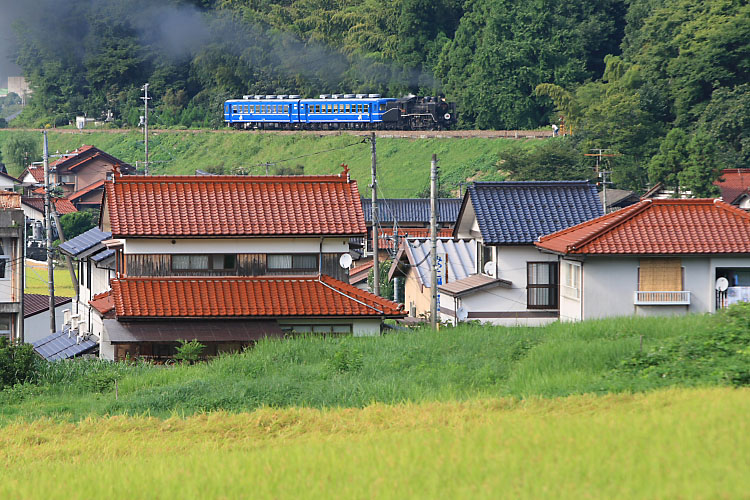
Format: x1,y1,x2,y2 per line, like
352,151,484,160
18,217,25,343
318,237,324,277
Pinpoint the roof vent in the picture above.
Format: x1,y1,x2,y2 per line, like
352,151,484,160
344,94,356,99
254,94,263,99
242,95,252,100
319,94,331,99
277,94,288,99
368,94,381,98
355,93,367,99
332,94,343,99
289,94,301,99
265,95,277,99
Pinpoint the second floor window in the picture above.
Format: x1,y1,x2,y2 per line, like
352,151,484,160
267,254,317,271
172,254,237,271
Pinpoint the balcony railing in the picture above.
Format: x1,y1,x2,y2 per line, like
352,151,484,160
634,291,691,305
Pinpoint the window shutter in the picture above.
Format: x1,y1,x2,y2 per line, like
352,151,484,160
638,258,682,291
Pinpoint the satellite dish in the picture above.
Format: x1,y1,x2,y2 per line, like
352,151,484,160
457,306,468,321
339,253,353,269
483,261,496,277
716,277,729,292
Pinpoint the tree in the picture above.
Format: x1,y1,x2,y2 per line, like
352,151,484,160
648,128,690,191
174,339,205,364
2,135,39,172
499,139,593,182
59,211,96,241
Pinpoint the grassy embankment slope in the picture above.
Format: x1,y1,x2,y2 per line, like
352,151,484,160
1,387,747,499
0,129,534,197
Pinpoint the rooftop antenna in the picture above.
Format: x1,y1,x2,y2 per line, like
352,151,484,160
585,149,620,212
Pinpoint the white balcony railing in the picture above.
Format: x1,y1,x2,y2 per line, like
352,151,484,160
634,291,691,305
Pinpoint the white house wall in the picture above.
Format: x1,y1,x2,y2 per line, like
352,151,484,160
124,237,350,255
24,303,72,344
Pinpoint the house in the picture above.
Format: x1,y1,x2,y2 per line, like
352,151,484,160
358,198,461,257
21,196,77,223
349,260,375,291
23,294,72,344
57,226,116,341
19,145,134,208
388,237,477,322
0,171,20,192
641,182,692,200
535,199,750,321
714,168,750,209
0,192,26,341
451,181,603,325
97,168,405,361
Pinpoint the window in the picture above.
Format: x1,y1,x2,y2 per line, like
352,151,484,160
364,104,369,113
281,324,351,334
328,104,333,113
379,103,386,112
527,262,558,309
561,261,581,299
345,104,350,112
357,104,363,113
284,105,289,113
232,105,238,113
0,238,9,280
267,254,318,271
243,105,248,113
638,258,682,291
315,105,321,113
172,254,236,271
333,104,338,112
60,174,75,184
0,314,11,338
478,241,493,275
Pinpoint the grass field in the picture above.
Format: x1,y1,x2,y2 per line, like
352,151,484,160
3,311,749,422
24,263,75,297
0,387,747,499
0,129,536,197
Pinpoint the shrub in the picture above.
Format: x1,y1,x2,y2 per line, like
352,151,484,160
326,342,364,374
175,340,206,364
0,337,37,389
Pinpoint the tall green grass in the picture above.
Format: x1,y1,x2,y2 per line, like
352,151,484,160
3,313,743,422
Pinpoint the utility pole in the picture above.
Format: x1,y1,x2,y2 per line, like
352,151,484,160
43,131,56,334
585,149,618,213
370,132,379,296
141,83,150,175
430,153,438,329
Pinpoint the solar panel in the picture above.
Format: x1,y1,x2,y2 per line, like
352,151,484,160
32,330,97,361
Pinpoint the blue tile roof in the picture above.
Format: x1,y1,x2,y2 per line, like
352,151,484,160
58,227,112,257
361,198,461,224
467,181,604,244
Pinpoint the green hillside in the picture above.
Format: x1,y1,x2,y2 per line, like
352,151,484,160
0,129,538,197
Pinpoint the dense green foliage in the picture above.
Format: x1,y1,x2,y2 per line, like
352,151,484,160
2,309,749,421
0,337,36,389
1,134,39,172
59,211,97,241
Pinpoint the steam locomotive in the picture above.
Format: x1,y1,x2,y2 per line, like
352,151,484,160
224,94,457,130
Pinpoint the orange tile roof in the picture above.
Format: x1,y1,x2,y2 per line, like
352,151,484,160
22,196,78,215
536,199,750,255
24,166,45,183
715,169,750,203
111,275,405,319
89,290,115,316
69,179,105,201
105,173,366,237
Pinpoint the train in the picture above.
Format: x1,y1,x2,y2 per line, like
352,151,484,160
224,94,457,130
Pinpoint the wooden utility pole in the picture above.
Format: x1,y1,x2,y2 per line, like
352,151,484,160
141,83,150,175
43,131,56,333
371,132,379,296
585,149,619,213
430,154,438,329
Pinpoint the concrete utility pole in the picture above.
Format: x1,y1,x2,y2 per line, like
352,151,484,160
371,132,379,297
141,83,150,175
430,153,438,329
43,131,56,333
585,149,618,213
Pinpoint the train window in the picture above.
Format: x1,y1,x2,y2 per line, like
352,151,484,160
358,104,363,113
364,104,369,113
380,103,386,112
244,105,249,113
255,105,259,113
284,105,289,113
316,105,321,113
232,106,237,113
327,104,332,113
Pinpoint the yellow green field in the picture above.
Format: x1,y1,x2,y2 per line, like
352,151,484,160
24,264,75,297
1,387,748,499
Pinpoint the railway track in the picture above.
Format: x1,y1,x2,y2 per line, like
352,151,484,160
6,128,554,139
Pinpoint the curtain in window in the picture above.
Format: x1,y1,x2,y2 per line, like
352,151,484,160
173,255,190,270
294,255,317,270
268,255,293,269
190,255,209,270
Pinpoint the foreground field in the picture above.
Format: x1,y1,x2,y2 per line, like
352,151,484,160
0,387,747,499
0,129,532,197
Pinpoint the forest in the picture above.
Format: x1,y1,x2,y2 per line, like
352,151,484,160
4,0,750,193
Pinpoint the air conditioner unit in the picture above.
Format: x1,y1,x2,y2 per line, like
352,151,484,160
63,310,71,326
69,317,79,335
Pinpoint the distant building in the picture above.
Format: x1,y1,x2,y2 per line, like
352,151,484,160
0,192,26,341
7,77,31,105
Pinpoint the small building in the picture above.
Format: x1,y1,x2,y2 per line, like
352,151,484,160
21,196,77,224
388,237,477,322
23,294,72,344
349,260,375,291
0,192,26,341
714,168,750,210
452,181,603,325
535,199,750,321
0,171,20,192
600,188,639,212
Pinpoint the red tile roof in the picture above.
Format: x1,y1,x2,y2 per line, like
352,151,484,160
349,260,375,285
105,173,366,237
110,275,405,319
22,196,78,215
536,199,750,255
89,290,115,316
715,169,750,204
69,179,105,201
23,166,45,183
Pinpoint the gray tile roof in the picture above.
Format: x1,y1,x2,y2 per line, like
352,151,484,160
362,198,461,224
58,227,112,257
465,181,603,245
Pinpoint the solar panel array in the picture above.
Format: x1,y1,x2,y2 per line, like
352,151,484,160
32,330,97,361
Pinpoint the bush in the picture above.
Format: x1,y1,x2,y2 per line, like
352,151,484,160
326,341,364,374
175,340,206,364
0,337,37,389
